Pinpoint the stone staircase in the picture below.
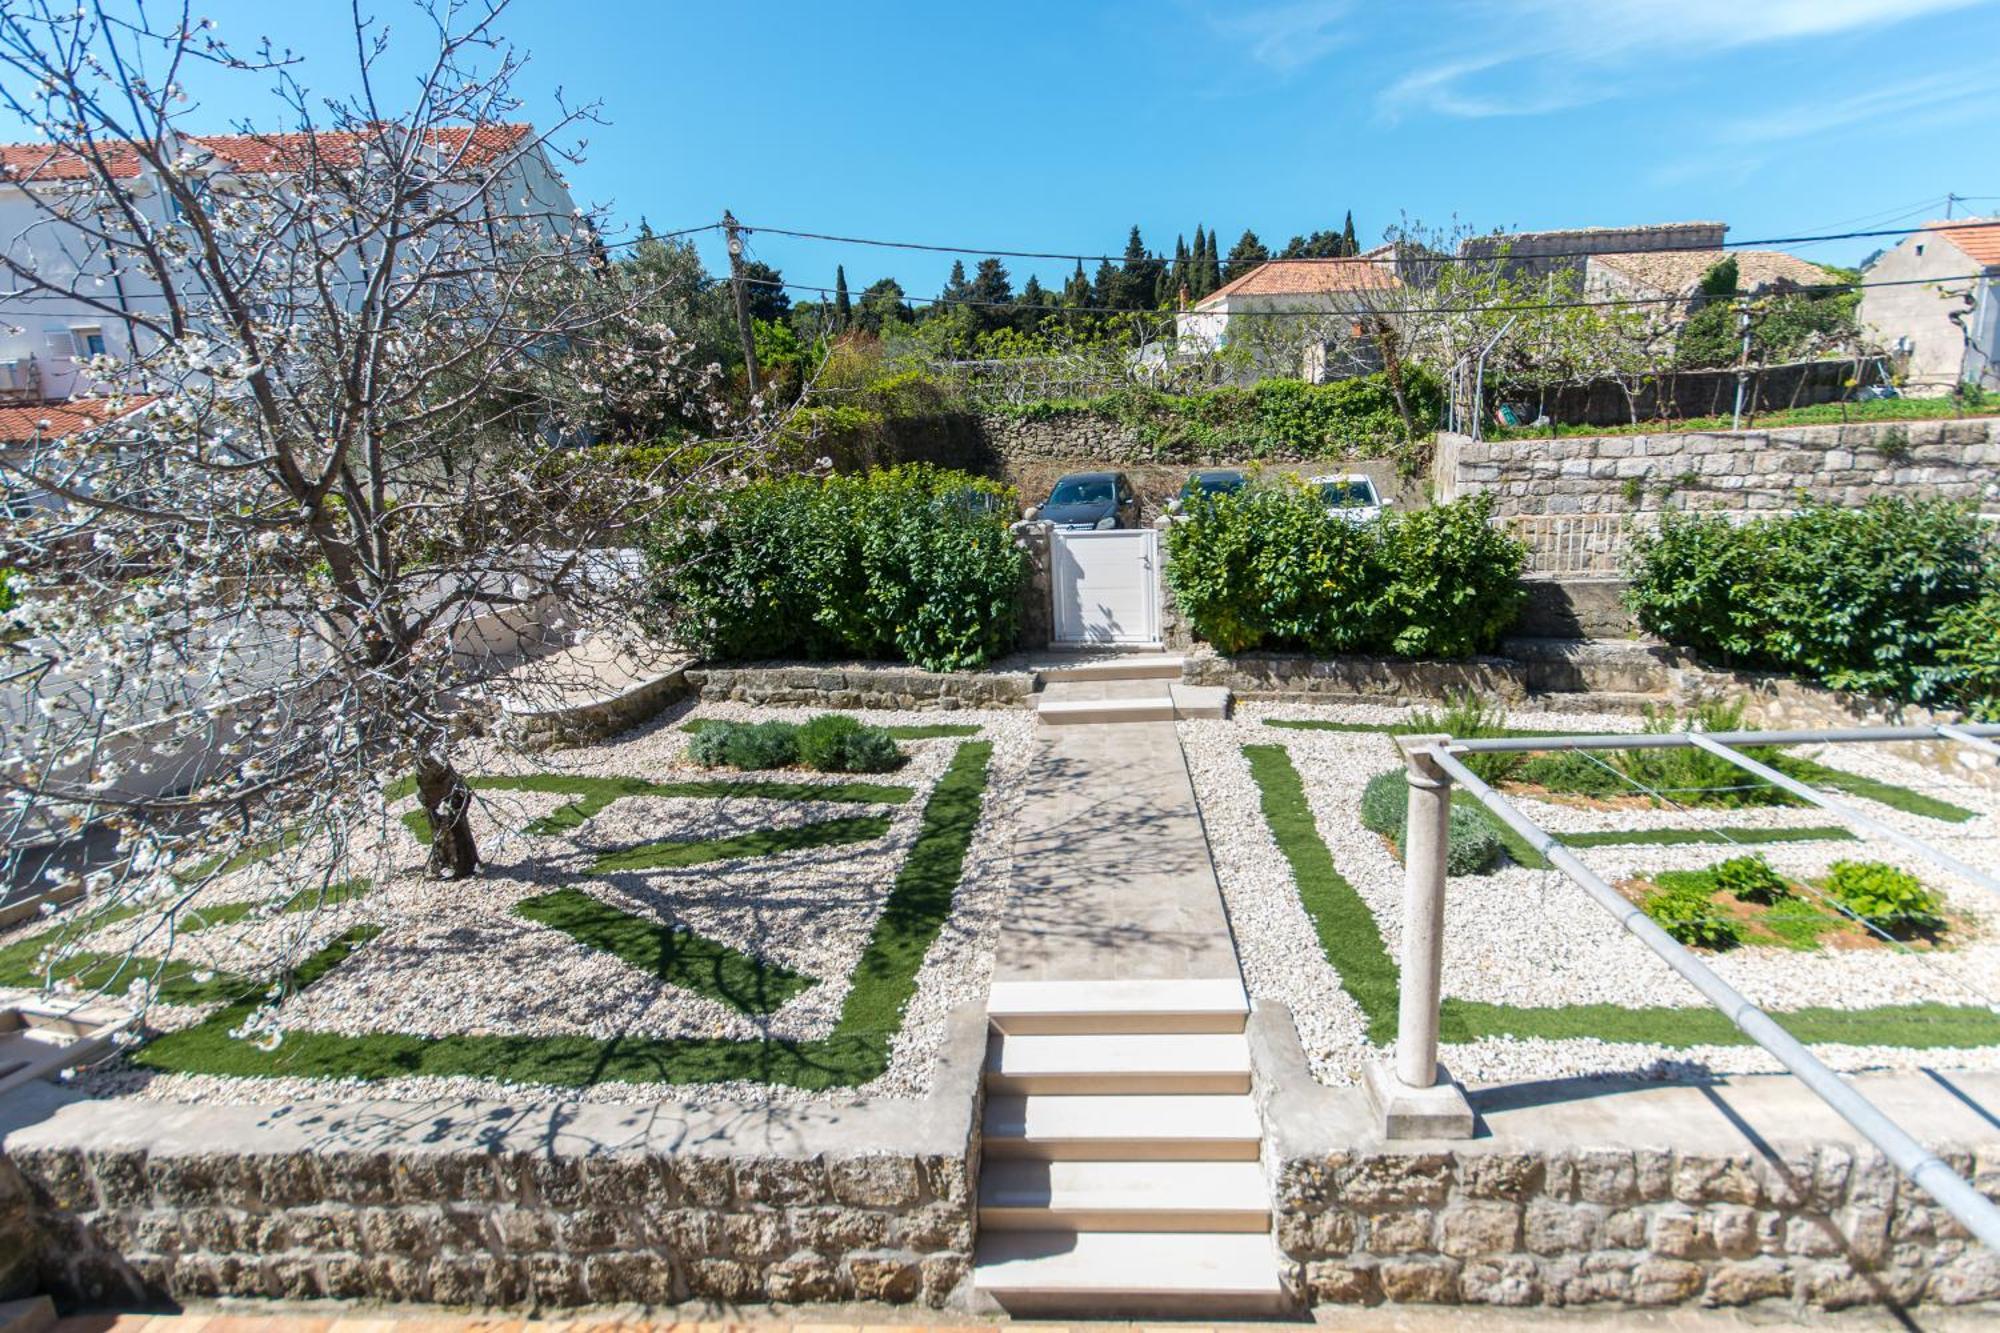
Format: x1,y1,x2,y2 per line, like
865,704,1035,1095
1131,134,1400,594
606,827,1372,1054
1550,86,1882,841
1032,653,1231,726
970,978,1286,1316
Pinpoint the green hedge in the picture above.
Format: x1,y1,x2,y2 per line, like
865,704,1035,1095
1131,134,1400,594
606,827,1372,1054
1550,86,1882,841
1626,499,1997,717
1164,487,1525,656
997,370,1444,461
642,464,1026,672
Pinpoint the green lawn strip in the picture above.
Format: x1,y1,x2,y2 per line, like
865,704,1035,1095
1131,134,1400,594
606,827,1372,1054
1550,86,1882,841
0,920,250,1003
178,878,374,932
589,814,893,874
514,887,811,1017
397,772,914,842
137,742,995,1089
1265,719,1965,823
1559,826,1856,849
681,717,980,741
1244,743,2000,1050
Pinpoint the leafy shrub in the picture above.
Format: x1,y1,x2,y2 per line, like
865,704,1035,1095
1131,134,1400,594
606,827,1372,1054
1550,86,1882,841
0,565,16,616
685,725,736,768
1608,700,1797,809
1643,881,1744,950
1936,583,2000,722
1713,855,1791,905
1165,487,1525,658
1823,860,1943,936
1358,769,1504,876
797,714,864,771
838,728,904,774
1626,498,1993,709
643,464,1026,672
723,721,800,771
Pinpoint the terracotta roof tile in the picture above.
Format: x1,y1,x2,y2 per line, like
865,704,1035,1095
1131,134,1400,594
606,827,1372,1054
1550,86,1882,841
1194,258,1398,308
1924,219,2000,267
0,397,151,444
0,125,534,185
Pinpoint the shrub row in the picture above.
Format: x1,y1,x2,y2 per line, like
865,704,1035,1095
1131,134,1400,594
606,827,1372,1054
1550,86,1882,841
686,716,904,774
1165,487,1526,657
1627,498,1999,719
642,464,1026,672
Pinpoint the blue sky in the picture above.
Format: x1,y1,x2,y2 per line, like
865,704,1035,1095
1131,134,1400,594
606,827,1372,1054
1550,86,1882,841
18,0,2000,297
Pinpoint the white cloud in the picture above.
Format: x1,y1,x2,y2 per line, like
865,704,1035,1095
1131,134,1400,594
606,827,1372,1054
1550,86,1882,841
1208,1,1354,74
1725,68,1998,145
1380,0,1988,119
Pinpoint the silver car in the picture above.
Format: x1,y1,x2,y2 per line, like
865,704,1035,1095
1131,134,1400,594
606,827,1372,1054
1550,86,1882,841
1308,473,1385,523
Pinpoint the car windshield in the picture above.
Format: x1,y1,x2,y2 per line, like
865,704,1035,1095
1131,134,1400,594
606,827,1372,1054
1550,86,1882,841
1049,478,1113,505
1184,473,1245,499
1319,480,1376,508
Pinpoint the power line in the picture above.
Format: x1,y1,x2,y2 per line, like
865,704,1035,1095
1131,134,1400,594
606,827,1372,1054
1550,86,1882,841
762,269,1999,322
734,216,2000,269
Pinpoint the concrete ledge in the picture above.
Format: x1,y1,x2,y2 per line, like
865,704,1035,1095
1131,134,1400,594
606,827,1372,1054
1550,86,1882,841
685,661,1033,712
1247,1003,2000,1310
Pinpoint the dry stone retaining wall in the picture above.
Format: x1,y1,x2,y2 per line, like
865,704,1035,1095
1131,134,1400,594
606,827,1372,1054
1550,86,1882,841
0,1005,987,1311
683,663,1033,711
1437,416,2000,519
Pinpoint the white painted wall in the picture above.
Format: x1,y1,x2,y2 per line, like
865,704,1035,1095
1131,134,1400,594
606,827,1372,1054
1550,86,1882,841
1859,232,1999,396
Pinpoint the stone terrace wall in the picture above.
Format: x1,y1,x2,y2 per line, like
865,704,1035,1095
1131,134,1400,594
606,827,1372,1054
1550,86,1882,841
684,663,1033,711
0,1005,986,1311
1251,1010,2000,1312
1437,416,2000,518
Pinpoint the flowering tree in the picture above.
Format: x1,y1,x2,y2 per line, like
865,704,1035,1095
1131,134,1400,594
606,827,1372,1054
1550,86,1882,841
0,0,770,990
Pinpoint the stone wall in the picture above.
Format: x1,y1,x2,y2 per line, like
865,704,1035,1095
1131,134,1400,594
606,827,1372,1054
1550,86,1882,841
683,663,1034,711
1182,640,1681,708
1251,1008,2000,1312
0,1004,987,1311
1436,415,2000,519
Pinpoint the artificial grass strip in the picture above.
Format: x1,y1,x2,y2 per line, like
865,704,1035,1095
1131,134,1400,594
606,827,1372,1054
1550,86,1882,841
397,772,914,842
514,887,811,1016
1559,826,1856,849
1243,743,2000,1052
136,741,995,1089
589,814,893,874
1264,718,1600,738
1780,757,1977,824
681,717,980,741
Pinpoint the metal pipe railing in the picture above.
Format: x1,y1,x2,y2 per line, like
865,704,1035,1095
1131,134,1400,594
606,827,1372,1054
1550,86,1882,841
1679,733,2000,899
1424,745,2000,1251
1447,722,2000,754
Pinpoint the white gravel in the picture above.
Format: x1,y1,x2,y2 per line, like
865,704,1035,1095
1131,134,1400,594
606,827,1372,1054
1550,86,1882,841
36,702,1036,1107
1185,698,2000,1088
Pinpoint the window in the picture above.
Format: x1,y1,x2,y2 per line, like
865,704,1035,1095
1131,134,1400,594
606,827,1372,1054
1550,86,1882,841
71,325,107,357
1916,243,1926,257
42,330,76,359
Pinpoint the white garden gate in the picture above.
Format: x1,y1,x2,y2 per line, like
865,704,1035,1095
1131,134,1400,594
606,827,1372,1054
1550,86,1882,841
1051,528,1160,646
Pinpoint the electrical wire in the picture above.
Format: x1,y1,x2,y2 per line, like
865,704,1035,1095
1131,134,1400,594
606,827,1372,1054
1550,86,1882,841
735,216,2000,269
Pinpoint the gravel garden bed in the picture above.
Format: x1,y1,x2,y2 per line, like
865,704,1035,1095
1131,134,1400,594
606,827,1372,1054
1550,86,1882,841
1183,698,2000,1089
0,700,1035,1106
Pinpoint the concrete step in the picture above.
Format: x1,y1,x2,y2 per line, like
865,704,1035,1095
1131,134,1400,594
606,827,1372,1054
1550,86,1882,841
1170,682,1231,720
987,977,1249,1035
978,1159,1271,1233
972,1230,1289,1316
1037,654,1186,684
986,1032,1251,1094
982,1093,1262,1160
1036,695,1176,726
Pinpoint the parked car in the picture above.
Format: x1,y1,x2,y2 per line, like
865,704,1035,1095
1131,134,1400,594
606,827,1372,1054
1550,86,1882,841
1036,470,1142,530
1309,473,1385,524
1178,468,1250,504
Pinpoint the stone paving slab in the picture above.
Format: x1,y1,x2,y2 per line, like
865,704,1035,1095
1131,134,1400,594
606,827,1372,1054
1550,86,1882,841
996,722,1239,984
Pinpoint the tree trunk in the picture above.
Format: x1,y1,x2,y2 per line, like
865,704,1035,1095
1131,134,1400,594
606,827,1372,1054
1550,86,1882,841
1373,319,1417,440
416,756,480,878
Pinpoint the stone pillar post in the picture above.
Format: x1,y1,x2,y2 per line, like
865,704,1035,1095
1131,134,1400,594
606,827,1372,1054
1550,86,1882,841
1363,733,1475,1139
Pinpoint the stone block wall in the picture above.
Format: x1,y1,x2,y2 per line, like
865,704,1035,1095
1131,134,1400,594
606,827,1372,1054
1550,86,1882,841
683,663,1034,711
1,1004,987,1312
1437,416,2000,519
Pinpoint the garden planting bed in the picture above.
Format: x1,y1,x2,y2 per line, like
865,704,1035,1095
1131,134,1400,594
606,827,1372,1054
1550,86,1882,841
1182,700,2000,1090
0,700,1035,1107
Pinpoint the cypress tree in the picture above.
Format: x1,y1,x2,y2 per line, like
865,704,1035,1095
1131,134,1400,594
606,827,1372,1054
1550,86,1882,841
1199,227,1221,294
833,264,851,329
1341,211,1358,256
1063,259,1092,307
1225,229,1270,279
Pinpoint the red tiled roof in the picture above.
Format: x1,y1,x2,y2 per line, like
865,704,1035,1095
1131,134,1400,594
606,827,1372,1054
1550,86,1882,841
1589,248,1836,297
1924,219,2000,268
1194,258,1399,309
0,397,151,445
0,125,534,184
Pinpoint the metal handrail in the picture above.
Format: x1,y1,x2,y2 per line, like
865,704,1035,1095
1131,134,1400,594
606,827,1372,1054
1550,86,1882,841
1424,745,2000,1252
1446,722,2000,754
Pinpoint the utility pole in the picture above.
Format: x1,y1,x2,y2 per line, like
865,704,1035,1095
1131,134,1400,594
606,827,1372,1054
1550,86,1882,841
1730,297,1753,431
723,210,760,394
1947,192,1962,219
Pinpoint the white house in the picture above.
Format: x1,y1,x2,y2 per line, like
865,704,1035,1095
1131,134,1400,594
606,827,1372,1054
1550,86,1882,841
1173,257,1401,382
0,125,579,405
1859,220,2000,395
